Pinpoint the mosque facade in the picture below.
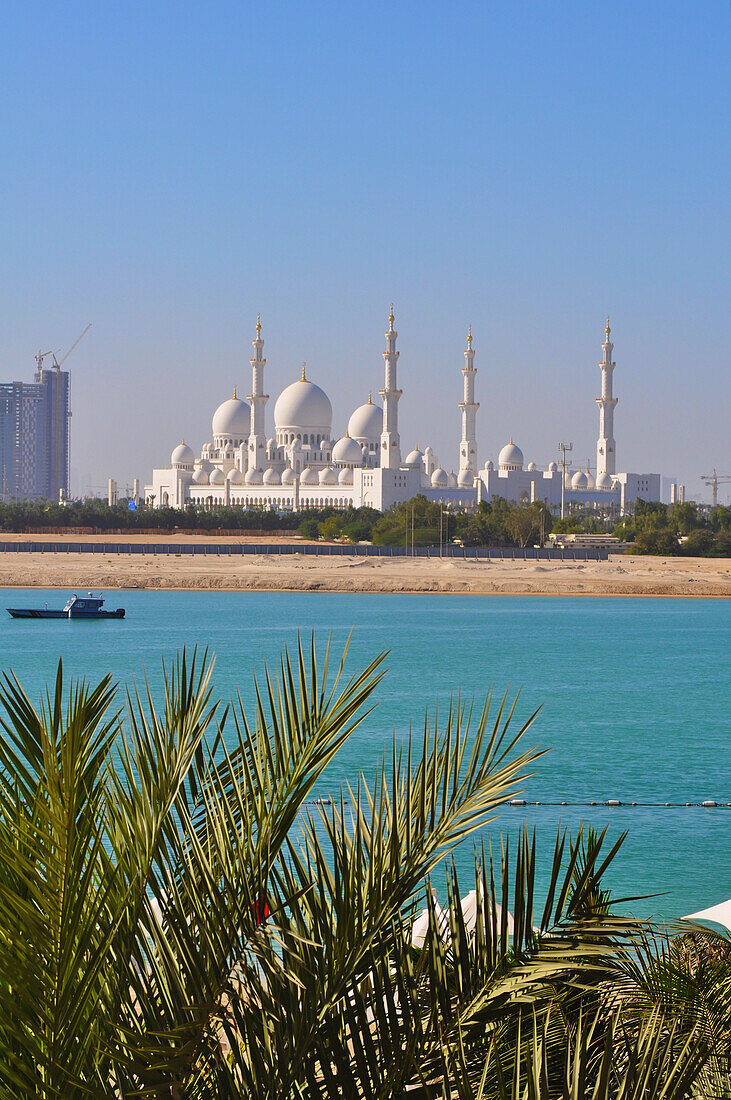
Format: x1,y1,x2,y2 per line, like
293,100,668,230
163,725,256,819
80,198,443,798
145,311,663,515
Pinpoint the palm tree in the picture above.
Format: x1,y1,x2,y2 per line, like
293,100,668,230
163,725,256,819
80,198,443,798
0,640,726,1098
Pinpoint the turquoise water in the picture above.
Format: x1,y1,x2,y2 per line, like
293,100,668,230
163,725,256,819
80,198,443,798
1,589,728,922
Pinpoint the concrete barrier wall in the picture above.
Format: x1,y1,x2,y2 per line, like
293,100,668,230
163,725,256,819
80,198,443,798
0,542,608,561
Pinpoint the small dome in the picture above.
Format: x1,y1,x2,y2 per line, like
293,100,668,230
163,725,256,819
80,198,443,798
320,439,330,451
547,461,558,472
274,375,332,432
331,435,363,466
585,469,595,489
484,459,494,471
498,441,524,470
209,467,225,485
212,395,250,438
431,467,449,488
448,472,457,488
262,466,281,485
347,396,382,441
281,466,296,485
457,468,474,487
300,466,319,485
405,447,423,467
527,461,537,472
338,467,353,485
571,469,588,490
319,466,337,485
267,436,276,450
596,471,613,490
171,442,195,467
191,466,209,485
227,468,244,485
245,467,263,485
424,445,434,455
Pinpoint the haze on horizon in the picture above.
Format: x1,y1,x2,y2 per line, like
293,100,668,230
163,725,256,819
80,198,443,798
2,1,729,504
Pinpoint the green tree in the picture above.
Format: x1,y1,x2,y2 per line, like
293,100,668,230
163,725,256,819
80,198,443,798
0,647,729,1098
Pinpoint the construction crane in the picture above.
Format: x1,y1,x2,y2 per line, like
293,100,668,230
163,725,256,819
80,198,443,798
700,469,731,508
34,348,56,370
52,323,92,369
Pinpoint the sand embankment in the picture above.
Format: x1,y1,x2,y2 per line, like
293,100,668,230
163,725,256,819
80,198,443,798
0,537,727,597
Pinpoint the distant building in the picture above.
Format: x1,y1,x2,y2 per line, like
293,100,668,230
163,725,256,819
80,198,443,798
0,364,70,501
146,312,668,515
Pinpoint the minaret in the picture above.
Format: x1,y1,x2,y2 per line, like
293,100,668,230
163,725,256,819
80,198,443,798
458,325,479,476
596,317,618,477
247,314,269,472
379,304,402,468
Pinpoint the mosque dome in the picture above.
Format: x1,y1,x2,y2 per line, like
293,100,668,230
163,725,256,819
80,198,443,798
498,441,524,470
191,466,209,485
484,459,494,471
405,447,423,467
457,468,474,487
596,471,613,490
571,469,588,490
319,466,337,485
331,435,363,466
300,466,319,485
585,469,596,489
431,467,449,488
171,442,194,468
527,461,537,472
547,461,558,472
266,436,276,450
274,373,332,433
245,467,263,485
448,472,458,488
262,467,280,485
281,466,296,485
424,445,434,456
209,467,225,485
338,467,354,485
347,396,382,441
227,468,244,485
212,395,250,439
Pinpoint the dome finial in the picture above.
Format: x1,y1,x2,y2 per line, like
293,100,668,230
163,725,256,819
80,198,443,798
256,313,261,335
368,391,372,404
301,362,307,382
467,325,472,347
388,303,395,328
233,385,237,399
605,316,611,337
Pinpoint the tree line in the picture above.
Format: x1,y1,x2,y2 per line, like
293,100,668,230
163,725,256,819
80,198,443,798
1,495,728,554
554,500,731,556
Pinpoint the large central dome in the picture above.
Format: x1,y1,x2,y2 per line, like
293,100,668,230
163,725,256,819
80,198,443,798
274,375,332,433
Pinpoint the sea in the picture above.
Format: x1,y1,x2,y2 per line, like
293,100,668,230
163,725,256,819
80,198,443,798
1,589,728,924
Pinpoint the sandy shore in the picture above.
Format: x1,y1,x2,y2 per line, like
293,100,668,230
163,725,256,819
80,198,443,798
0,543,728,597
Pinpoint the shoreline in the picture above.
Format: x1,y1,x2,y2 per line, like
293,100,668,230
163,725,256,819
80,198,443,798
0,549,728,598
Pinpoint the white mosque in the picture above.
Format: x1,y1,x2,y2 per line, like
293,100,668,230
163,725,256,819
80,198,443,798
145,310,664,515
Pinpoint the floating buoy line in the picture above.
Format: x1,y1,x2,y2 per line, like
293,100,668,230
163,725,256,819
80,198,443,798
308,798,729,808
505,799,729,809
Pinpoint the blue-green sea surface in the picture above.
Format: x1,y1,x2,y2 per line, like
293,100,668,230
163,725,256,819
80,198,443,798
1,590,728,923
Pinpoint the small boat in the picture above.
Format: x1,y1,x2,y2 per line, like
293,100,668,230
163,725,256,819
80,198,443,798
7,592,125,620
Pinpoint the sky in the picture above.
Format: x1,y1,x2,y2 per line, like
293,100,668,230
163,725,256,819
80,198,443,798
1,1,729,503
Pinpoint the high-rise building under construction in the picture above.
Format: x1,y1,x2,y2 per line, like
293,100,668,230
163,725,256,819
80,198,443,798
0,364,70,501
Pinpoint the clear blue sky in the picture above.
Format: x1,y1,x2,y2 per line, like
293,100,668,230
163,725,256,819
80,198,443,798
2,1,729,501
